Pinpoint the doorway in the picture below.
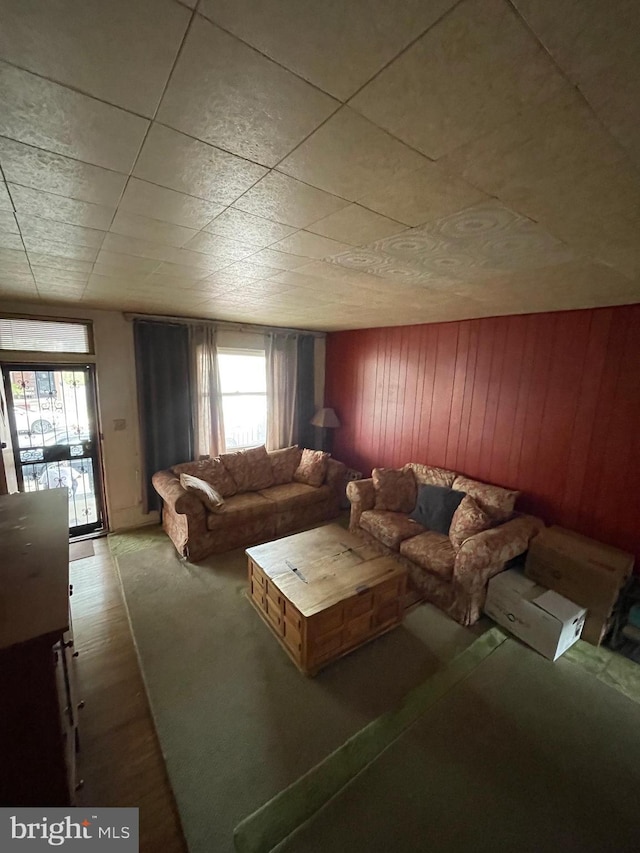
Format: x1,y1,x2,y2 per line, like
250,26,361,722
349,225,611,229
3,364,106,536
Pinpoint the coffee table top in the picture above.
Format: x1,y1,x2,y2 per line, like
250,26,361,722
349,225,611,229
246,524,406,616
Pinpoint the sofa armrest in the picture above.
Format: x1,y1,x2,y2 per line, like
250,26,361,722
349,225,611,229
346,477,375,531
151,469,205,518
453,514,544,592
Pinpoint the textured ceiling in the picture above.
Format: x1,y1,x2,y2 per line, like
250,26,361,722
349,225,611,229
0,0,638,331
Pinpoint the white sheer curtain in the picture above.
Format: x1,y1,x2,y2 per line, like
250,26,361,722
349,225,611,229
266,332,298,450
189,324,225,458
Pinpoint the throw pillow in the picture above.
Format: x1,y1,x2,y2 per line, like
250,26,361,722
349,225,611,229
452,475,519,522
269,445,302,485
242,445,275,491
372,467,416,514
179,473,225,513
409,484,466,535
405,463,457,488
294,448,329,487
172,457,238,497
219,450,250,493
449,495,493,550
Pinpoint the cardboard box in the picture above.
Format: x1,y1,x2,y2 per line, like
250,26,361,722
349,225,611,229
485,569,586,661
525,526,633,646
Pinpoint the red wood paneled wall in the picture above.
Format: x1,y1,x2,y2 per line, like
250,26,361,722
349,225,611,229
325,305,640,566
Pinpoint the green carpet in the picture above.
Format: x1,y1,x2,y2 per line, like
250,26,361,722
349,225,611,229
113,524,640,853
113,528,485,853
271,638,640,853
108,524,167,556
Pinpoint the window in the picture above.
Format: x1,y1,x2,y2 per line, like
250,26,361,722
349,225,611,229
0,317,92,354
218,350,267,450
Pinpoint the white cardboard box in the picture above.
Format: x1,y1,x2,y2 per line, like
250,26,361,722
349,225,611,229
485,569,586,661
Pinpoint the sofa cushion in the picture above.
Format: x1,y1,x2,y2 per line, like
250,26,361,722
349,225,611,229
294,448,329,487
360,510,424,551
178,473,225,513
405,463,457,488
173,458,238,497
400,531,456,580
449,494,493,550
206,492,274,530
259,481,331,512
452,475,519,522
373,467,416,513
409,484,466,535
242,445,274,490
269,445,302,485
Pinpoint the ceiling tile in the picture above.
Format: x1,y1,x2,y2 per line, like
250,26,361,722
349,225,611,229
514,0,640,166
163,248,236,272
20,238,99,262
101,232,179,262
271,230,351,260
204,208,296,248
31,266,89,284
0,180,13,211
350,0,566,159
183,231,257,261
133,124,267,204
26,253,94,274
0,62,149,172
443,91,625,198
152,262,211,281
0,138,128,206
278,107,426,200
245,247,308,270
109,209,197,247
119,178,225,229
95,250,161,275
157,16,338,167
357,161,489,227
17,214,105,249
233,171,348,228
307,204,406,245
0,0,190,117
0,232,25,250
0,209,20,233
9,183,115,230
199,0,457,101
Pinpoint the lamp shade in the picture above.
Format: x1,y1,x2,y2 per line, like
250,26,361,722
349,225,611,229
310,407,341,428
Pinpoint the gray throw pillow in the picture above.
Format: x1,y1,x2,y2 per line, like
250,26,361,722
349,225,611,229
409,484,466,535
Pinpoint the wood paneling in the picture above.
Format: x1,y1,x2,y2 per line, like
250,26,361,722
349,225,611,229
326,306,640,568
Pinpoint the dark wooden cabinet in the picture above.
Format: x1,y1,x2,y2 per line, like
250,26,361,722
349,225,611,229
0,489,78,806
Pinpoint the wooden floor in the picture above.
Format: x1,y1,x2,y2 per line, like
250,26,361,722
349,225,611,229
70,537,187,853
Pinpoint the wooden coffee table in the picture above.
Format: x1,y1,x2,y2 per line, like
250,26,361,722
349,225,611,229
246,524,407,675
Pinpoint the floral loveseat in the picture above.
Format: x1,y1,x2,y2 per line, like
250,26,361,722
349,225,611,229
347,463,543,626
153,445,346,561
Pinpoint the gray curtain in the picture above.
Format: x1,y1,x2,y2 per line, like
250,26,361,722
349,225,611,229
266,332,317,450
266,332,298,450
134,320,193,513
189,324,225,459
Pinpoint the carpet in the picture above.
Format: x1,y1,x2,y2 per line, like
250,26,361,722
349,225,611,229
270,637,640,853
113,532,487,853
114,528,640,853
69,539,94,561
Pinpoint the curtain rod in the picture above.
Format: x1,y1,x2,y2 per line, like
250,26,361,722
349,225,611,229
123,311,326,338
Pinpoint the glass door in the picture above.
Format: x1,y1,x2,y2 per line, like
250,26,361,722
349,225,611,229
3,364,105,536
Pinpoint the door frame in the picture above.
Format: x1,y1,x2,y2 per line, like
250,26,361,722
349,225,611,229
2,362,108,536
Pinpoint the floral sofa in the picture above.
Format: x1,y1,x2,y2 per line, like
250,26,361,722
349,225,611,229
153,445,346,561
347,463,543,626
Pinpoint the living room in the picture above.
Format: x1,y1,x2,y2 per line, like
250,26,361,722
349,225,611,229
1,1,640,852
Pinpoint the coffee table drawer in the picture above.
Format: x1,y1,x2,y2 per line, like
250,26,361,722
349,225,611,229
283,618,302,658
310,628,343,664
345,612,372,644
374,578,404,607
373,599,401,628
265,595,284,635
283,600,302,631
312,605,343,636
344,591,373,619
250,562,266,588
